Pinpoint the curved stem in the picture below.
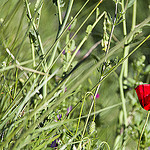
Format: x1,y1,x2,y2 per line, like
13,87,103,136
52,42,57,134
137,111,150,150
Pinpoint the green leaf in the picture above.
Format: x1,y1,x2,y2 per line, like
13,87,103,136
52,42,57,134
127,0,136,9
145,65,150,73
96,8,100,20
86,25,93,34
89,121,96,134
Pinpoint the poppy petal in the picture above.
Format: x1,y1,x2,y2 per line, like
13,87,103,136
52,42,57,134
135,84,150,111
143,94,150,111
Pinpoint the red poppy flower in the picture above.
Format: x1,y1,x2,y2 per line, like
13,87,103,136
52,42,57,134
135,84,150,111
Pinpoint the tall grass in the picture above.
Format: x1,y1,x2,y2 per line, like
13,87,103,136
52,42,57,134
0,0,150,149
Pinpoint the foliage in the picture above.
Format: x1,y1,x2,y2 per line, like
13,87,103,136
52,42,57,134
0,0,150,149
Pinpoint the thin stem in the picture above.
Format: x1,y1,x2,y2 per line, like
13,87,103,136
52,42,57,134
65,33,150,128
47,0,74,69
2,33,149,149
26,0,48,98
15,0,43,59
132,0,137,31
137,111,150,150
50,6,104,73
121,0,128,82
31,36,36,79
120,0,137,95
14,68,18,98
82,40,102,60
57,0,62,25
57,0,74,39
99,141,110,150
77,92,95,149
75,94,86,136
105,1,118,54
65,11,105,72
119,64,128,127
81,92,95,138
101,1,118,73
119,0,137,127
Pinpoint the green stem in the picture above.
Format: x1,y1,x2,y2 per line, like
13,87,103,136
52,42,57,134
99,141,110,150
75,94,86,136
132,0,137,31
6,0,90,115
102,1,118,73
26,0,48,98
57,0,62,25
15,0,42,59
77,92,95,149
119,64,128,127
14,68,18,98
122,0,137,84
47,0,74,69
65,11,105,72
137,111,150,150
119,0,137,128
66,33,150,128
2,33,149,149
105,1,118,54
121,0,128,84
31,37,36,79
81,92,95,138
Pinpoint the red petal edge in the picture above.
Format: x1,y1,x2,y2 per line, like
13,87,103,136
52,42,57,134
135,84,150,111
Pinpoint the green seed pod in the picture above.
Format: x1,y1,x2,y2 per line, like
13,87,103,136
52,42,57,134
89,121,96,134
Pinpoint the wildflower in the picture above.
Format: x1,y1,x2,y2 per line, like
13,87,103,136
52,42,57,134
57,114,62,121
66,106,72,116
64,87,67,92
91,93,100,99
96,93,100,99
68,24,71,30
54,114,62,122
135,84,150,111
62,49,66,55
50,139,58,148
73,48,80,56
